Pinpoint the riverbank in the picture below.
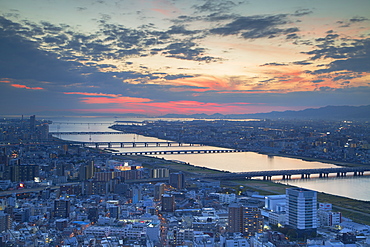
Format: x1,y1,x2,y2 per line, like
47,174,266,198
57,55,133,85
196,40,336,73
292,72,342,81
121,154,370,225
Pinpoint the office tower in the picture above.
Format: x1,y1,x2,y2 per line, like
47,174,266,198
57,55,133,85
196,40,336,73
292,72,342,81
228,203,263,237
54,199,71,219
154,183,165,201
286,188,317,236
161,194,175,212
169,172,185,190
30,115,36,132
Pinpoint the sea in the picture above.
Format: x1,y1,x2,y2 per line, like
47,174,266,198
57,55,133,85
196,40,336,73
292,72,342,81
48,116,370,202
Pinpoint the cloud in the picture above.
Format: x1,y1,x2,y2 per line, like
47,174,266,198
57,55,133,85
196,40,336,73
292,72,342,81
306,38,370,73
209,14,299,39
63,92,121,97
10,84,44,90
193,0,241,13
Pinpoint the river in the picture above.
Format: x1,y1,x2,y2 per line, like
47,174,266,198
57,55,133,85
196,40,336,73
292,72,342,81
49,116,370,202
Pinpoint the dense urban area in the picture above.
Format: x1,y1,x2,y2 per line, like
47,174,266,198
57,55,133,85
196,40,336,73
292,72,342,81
0,116,370,247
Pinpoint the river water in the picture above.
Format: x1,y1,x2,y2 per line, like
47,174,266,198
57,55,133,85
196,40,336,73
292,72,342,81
49,116,370,202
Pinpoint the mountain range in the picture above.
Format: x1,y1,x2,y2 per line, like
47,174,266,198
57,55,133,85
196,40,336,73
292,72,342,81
160,105,370,120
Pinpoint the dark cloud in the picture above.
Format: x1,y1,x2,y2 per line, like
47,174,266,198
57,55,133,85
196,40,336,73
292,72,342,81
292,9,313,17
260,62,287,66
193,0,242,13
162,41,222,62
209,15,299,39
312,79,324,83
349,16,369,22
306,38,370,73
292,61,312,65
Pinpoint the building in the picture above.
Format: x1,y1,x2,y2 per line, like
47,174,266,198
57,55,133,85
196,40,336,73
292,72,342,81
154,183,165,201
169,172,185,190
228,203,263,237
161,194,175,212
264,194,286,212
9,164,39,182
54,199,71,219
286,188,317,236
0,211,12,232
151,168,169,178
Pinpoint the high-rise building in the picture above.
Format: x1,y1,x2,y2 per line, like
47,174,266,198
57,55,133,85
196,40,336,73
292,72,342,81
0,211,12,232
54,199,71,219
30,115,36,132
169,172,185,190
79,161,95,181
286,188,317,236
154,183,165,201
151,168,170,178
228,203,263,237
161,194,175,212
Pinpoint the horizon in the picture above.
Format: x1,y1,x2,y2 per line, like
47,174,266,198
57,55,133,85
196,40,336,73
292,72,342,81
1,0,370,115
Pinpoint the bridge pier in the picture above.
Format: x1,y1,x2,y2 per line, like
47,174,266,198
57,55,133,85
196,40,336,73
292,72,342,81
108,143,111,148
282,174,291,180
95,143,99,148
120,143,124,148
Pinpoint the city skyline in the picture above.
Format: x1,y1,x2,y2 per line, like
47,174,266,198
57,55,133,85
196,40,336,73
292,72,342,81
1,0,370,116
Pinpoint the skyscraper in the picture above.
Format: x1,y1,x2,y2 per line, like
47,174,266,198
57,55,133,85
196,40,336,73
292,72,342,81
228,203,263,237
286,188,317,236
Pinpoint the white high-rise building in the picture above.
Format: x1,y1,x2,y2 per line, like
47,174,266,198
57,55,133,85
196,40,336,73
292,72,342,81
286,188,317,233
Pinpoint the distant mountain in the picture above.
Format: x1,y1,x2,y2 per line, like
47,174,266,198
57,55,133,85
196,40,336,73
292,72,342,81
160,105,370,120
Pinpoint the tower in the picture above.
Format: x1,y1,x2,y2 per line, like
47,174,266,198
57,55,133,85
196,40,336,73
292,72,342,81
286,188,317,236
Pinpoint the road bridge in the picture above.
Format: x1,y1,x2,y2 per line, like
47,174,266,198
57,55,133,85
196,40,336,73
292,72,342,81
76,141,205,148
51,131,125,135
113,149,245,155
201,167,370,180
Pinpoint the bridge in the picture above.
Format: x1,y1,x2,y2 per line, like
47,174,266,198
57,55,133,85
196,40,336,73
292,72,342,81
201,167,370,180
75,141,204,148
113,149,245,156
51,131,125,135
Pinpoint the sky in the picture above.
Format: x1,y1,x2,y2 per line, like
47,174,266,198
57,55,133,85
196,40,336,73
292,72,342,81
1,0,370,116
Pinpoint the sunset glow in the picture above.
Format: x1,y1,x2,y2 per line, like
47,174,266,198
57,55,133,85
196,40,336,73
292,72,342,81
0,0,369,116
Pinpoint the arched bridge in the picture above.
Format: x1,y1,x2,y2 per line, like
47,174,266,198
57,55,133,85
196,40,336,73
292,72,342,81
202,167,370,180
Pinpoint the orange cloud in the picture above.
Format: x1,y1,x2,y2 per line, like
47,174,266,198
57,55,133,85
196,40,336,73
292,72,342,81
11,84,44,90
80,96,152,104
0,80,11,83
